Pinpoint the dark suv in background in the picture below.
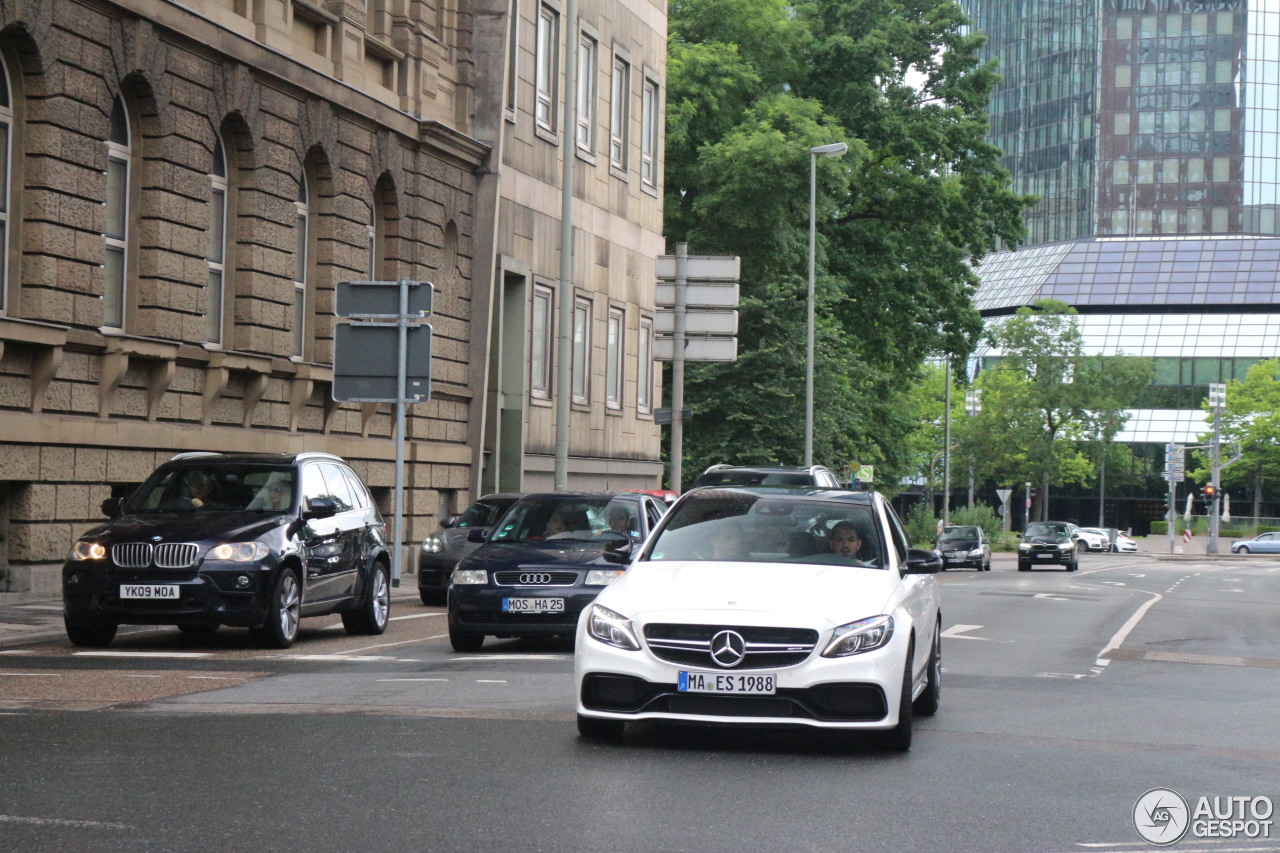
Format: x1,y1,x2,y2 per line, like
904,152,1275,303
1018,521,1081,572
689,464,843,489
62,451,391,648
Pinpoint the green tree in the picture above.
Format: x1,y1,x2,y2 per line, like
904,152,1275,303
1197,359,1280,519
664,0,1030,484
968,300,1152,520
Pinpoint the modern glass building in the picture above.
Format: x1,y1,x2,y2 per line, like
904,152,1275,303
961,0,1280,526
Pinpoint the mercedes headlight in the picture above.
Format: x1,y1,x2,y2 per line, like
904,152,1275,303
451,569,488,585
207,542,270,562
68,540,107,561
822,615,894,658
586,604,640,651
969,548,984,558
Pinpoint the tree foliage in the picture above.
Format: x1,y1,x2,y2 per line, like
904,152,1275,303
955,300,1152,519
1196,359,1280,516
664,0,1031,484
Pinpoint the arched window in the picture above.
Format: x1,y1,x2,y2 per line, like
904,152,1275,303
0,57,12,313
293,174,311,357
207,137,228,344
104,97,131,329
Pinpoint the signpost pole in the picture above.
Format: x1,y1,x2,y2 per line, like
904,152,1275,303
390,279,409,586
670,242,687,493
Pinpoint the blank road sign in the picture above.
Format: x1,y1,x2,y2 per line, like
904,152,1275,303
336,280,434,318
333,323,432,402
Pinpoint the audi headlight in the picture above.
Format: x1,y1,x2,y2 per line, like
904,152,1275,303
586,604,640,651
69,540,107,561
451,569,488,585
585,569,624,586
421,535,443,554
822,615,894,658
207,542,270,562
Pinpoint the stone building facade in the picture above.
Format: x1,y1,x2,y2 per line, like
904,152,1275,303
0,0,490,594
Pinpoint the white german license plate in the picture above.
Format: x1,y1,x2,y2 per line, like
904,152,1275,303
678,671,776,695
1035,552,1056,559
120,584,179,600
502,597,565,613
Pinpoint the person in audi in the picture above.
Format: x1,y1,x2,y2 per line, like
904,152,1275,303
573,486,943,750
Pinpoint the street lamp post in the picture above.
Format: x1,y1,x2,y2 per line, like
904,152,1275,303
805,141,848,466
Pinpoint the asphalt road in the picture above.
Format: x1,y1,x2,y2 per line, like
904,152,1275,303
2,552,1278,853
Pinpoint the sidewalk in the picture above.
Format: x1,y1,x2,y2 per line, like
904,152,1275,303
0,574,425,651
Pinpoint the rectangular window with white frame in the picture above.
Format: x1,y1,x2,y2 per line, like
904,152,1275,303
572,297,591,405
530,285,553,398
535,4,559,134
641,76,660,190
610,54,630,172
637,316,653,413
576,31,598,154
606,307,623,409
505,0,520,117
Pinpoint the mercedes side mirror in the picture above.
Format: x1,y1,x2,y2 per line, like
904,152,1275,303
904,548,943,575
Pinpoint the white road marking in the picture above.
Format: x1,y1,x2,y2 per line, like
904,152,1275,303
449,654,570,661
269,654,397,662
0,672,63,677
476,679,508,683
0,814,129,830
389,612,444,622
1034,593,1072,600
1036,672,1088,679
73,651,211,659
377,678,449,682
1099,589,1164,657
0,650,35,655
940,624,988,641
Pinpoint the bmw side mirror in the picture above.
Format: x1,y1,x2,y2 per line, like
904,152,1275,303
467,528,489,544
905,548,942,575
602,538,634,564
101,497,124,518
303,497,339,519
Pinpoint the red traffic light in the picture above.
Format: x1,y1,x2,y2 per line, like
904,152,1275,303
1202,485,1217,499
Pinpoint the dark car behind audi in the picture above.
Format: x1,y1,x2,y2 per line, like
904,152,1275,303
418,493,521,605
446,492,669,651
62,452,391,648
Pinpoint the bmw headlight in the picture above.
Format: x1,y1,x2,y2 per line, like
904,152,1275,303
1058,542,1074,551
585,569,624,586
586,604,640,651
1018,542,1031,551
207,542,270,562
451,569,488,585
69,540,107,561
822,615,894,658
421,535,443,554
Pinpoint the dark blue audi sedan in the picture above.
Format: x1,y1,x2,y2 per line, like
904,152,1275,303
446,492,669,651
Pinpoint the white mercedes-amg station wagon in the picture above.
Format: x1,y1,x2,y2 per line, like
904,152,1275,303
574,486,942,751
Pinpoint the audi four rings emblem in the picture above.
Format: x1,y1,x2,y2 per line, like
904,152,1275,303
519,572,552,584
710,630,747,668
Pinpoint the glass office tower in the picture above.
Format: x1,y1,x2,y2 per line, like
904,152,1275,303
964,0,1280,451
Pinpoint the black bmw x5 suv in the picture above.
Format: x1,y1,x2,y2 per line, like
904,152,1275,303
62,451,391,648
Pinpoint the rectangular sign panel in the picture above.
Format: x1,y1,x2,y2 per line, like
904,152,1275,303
336,280,434,318
654,309,738,336
656,255,740,282
655,282,740,308
332,323,433,402
654,335,738,362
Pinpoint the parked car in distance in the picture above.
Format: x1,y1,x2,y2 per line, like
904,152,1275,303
689,464,843,490
1231,531,1280,554
1018,521,1080,571
418,493,521,606
62,452,391,649
446,492,671,651
1075,527,1111,552
1113,530,1139,552
574,486,942,750
935,525,991,571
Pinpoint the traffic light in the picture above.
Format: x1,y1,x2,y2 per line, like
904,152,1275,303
1202,484,1217,501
